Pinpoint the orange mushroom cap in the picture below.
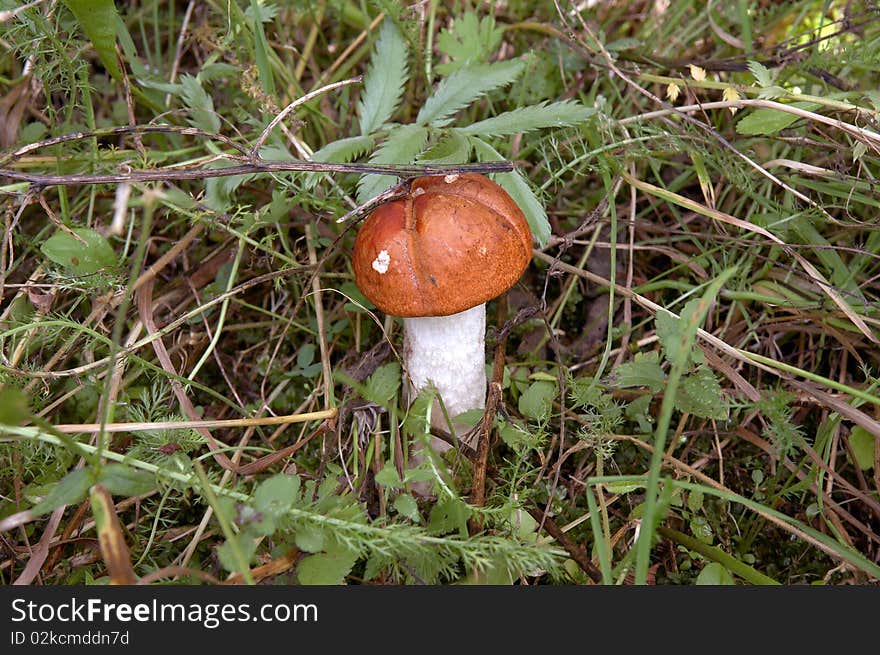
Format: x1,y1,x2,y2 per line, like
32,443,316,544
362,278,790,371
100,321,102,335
352,174,533,317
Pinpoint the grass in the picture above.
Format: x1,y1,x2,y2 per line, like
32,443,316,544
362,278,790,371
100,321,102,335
0,0,879,586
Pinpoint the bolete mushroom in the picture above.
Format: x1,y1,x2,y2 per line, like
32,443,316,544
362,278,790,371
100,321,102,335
352,173,532,446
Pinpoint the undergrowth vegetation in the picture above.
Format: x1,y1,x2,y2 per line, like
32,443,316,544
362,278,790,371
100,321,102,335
1,0,879,585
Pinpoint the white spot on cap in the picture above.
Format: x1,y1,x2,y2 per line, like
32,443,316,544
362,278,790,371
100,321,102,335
444,174,459,183
412,187,425,197
372,250,391,274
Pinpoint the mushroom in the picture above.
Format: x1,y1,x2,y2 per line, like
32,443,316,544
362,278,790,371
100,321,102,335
352,173,532,447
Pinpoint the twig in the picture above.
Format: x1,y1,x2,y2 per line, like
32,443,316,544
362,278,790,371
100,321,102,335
0,159,514,187
249,77,363,158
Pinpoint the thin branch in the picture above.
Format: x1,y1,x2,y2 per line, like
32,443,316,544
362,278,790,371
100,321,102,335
0,159,514,188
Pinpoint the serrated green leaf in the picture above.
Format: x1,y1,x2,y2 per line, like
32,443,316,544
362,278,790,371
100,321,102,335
359,20,409,135
357,124,427,203
41,228,117,275
363,362,402,405
204,163,256,211
254,473,301,514
417,60,525,127
494,171,548,248
297,547,358,585
305,135,374,189
294,525,326,553
849,427,875,471
0,387,30,425
656,300,702,367
179,74,220,133
417,130,471,164
613,351,665,393
374,462,402,489
31,467,95,516
458,100,595,137
746,60,772,87
435,13,503,75
676,366,728,420
518,380,556,421
98,463,154,497
427,497,471,537
61,0,122,82
696,561,735,585
735,102,819,136
625,394,654,433
393,493,420,521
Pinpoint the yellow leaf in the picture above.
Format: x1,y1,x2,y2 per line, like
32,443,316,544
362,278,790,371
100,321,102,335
688,64,707,82
722,86,741,114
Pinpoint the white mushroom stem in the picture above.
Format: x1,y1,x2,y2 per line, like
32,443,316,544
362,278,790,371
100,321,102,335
403,304,487,448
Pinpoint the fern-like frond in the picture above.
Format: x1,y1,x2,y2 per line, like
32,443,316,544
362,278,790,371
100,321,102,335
358,20,409,135
416,60,525,128
458,100,595,137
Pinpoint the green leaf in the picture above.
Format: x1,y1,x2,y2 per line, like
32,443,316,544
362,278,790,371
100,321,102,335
746,60,772,87
358,20,409,135
696,561,735,585
849,427,876,471
248,0,275,96
204,163,257,211
495,171,548,248
41,228,117,275
613,351,666,393
374,462,402,489
393,493,420,521
417,130,471,164
294,525,326,553
0,387,30,425
687,488,705,513
31,467,95,516
217,533,258,573
435,12,503,75
98,464,154,497
458,100,595,137
357,124,427,203
179,74,220,133
625,394,654,433
363,362,402,405
427,497,471,537
605,481,645,494
254,473,301,515
518,380,556,421
656,300,704,367
689,516,714,544
297,547,358,585
417,60,525,127
61,0,123,82
735,102,819,136
305,135,374,189
605,37,641,52
676,366,728,420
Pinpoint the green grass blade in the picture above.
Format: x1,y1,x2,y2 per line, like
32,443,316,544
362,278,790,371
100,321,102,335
634,268,738,584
